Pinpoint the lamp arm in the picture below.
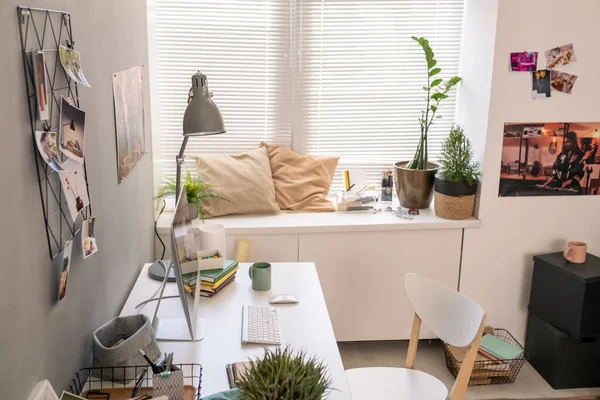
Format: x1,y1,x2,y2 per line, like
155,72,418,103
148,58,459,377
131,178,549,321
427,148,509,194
175,135,190,201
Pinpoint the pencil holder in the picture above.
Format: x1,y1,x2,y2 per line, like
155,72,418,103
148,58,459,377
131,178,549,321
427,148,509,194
153,369,185,400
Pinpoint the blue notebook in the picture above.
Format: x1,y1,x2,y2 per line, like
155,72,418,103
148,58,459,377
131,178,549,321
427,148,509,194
479,334,523,360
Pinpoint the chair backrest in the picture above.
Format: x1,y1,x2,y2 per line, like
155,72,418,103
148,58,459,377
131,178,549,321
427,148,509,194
404,273,484,347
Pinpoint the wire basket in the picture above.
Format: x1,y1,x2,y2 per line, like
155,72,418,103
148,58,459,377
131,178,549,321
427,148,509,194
68,363,202,399
442,329,527,386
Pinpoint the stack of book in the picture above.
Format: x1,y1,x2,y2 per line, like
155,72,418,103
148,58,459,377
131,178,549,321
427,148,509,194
182,259,239,298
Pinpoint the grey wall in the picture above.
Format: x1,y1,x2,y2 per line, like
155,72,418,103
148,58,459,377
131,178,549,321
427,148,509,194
0,1,154,398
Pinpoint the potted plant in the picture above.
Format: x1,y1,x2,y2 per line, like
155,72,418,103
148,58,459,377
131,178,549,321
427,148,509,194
394,36,462,209
237,347,333,400
156,170,229,220
434,125,481,220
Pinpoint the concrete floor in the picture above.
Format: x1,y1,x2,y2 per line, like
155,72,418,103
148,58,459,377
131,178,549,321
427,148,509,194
338,340,600,399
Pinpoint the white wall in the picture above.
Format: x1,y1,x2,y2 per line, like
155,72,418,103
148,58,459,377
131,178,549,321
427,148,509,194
459,0,600,342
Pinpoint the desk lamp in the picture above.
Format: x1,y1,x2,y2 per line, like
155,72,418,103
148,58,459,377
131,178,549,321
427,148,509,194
148,71,226,281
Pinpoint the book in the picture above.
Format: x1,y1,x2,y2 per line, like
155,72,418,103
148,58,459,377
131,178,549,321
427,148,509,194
187,274,236,298
184,266,239,293
226,361,252,388
182,259,238,285
478,334,523,361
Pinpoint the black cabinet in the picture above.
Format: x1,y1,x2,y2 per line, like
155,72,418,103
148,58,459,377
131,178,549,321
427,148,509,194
529,252,600,339
526,313,600,389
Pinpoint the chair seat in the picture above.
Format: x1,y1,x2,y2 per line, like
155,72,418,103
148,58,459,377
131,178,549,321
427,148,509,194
345,367,448,400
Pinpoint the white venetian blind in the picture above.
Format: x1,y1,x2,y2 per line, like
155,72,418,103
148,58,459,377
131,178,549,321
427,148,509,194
153,0,293,179
295,0,465,191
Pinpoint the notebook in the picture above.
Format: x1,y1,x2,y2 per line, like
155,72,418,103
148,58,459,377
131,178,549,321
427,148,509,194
479,334,523,361
226,361,252,388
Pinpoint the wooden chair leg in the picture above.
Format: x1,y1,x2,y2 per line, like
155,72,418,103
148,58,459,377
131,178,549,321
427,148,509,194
448,314,487,400
405,313,421,369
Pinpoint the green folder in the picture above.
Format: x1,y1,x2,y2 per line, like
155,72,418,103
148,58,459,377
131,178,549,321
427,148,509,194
479,334,523,361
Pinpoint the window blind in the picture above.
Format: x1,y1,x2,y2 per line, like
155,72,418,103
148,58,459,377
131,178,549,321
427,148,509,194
151,0,465,191
295,0,465,191
153,0,293,180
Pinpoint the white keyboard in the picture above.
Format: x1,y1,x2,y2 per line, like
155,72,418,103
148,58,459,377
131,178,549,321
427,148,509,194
241,305,281,345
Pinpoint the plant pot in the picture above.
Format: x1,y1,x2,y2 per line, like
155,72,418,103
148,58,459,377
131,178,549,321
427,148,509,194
188,203,199,220
434,175,478,220
394,161,439,209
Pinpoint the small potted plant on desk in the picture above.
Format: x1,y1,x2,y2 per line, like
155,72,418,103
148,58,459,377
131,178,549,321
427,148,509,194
237,347,333,400
156,170,229,220
434,125,481,220
394,36,462,209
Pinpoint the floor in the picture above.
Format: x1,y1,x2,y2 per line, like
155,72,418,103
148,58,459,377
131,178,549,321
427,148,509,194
338,340,600,399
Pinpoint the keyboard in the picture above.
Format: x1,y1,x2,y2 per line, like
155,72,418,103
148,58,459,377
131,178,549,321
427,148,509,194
241,305,281,345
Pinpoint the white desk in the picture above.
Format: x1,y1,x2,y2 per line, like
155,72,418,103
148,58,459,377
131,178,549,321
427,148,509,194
120,263,351,399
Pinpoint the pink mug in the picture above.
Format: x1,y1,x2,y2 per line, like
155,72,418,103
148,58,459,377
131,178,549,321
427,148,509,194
563,241,587,264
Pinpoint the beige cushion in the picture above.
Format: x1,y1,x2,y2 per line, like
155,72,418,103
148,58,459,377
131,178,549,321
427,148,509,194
260,142,339,212
194,147,280,217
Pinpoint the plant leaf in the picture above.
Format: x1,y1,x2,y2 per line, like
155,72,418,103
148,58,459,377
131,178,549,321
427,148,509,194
430,105,437,113
430,78,442,87
427,58,437,69
429,67,441,76
431,92,444,101
445,76,462,89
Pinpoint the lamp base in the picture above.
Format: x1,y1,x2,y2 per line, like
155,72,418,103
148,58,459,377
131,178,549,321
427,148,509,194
148,260,176,282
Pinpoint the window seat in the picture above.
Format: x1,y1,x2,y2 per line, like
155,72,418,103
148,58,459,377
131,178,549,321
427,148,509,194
156,206,479,235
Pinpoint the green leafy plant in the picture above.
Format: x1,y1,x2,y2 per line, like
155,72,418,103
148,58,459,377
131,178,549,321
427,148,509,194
237,347,333,400
438,125,481,185
407,36,462,170
155,170,229,219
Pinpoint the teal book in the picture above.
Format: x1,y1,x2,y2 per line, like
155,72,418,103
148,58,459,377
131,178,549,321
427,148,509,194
479,334,523,361
182,260,238,285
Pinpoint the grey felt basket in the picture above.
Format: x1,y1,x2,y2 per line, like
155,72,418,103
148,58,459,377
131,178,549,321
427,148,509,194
92,314,160,382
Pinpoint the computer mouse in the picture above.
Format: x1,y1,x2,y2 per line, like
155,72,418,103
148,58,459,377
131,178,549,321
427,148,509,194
269,295,299,304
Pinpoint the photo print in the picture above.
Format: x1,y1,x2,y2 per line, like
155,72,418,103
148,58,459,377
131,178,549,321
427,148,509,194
59,97,86,163
551,71,578,94
532,70,551,99
112,66,145,183
59,159,89,221
499,122,600,197
58,45,91,87
510,52,538,72
58,240,73,303
81,216,98,259
32,50,49,120
35,131,66,172
545,43,576,69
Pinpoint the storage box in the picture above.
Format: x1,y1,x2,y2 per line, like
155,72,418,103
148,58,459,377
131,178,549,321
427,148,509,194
526,312,600,389
529,252,600,339
180,250,222,274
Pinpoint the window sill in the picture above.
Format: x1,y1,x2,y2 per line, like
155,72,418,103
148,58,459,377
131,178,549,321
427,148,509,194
156,204,480,235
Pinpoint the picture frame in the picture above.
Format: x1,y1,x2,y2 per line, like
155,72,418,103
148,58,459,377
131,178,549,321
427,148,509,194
27,380,59,400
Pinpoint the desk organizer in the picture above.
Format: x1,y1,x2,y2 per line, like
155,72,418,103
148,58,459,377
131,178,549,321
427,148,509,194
442,329,527,386
68,364,202,400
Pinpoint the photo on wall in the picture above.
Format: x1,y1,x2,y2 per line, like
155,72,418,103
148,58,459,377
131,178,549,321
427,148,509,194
545,43,576,69
58,240,73,303
510,51,538,72
499,122,600,197
532,70,551,99
59,159,89,221
81,216,98,259
59,97,86,163
58,45,91,87
551,71,578,94
112,65,145,184
32,50,49,121
35,130,66,172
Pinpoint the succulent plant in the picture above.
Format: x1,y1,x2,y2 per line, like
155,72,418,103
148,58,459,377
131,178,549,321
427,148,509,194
237,347,333,400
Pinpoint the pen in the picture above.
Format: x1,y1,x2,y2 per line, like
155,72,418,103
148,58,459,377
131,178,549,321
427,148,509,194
346,184,355,192
139,349,160,374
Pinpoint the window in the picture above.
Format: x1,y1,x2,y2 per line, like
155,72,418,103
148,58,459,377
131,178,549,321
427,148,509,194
149,0,465,190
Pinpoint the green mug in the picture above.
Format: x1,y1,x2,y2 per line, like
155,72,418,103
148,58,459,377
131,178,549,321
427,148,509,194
249,262,271,291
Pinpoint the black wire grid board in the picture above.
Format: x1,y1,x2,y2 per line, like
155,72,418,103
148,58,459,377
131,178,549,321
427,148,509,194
69,364,203,399
17,6,93,260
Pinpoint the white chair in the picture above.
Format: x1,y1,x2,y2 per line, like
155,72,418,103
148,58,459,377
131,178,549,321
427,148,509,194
345,273,486,400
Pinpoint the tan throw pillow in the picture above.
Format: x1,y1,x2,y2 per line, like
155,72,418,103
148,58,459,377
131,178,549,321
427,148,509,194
260,142,339,212
194,147,280,217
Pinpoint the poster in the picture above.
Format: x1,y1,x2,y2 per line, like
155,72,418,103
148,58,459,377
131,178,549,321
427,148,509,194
499,122,600,197
112,66,145,183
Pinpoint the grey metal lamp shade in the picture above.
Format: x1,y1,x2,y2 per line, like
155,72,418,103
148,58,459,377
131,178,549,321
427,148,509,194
183,71,226,136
